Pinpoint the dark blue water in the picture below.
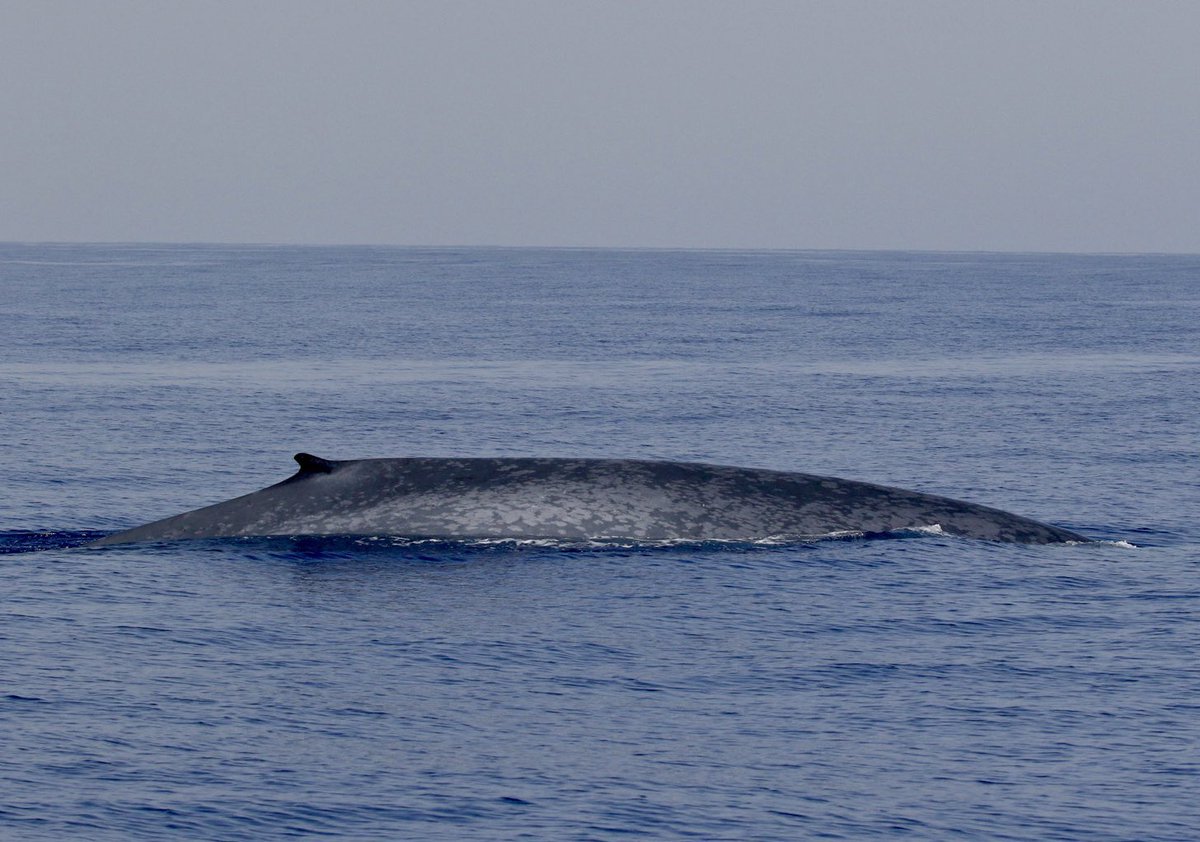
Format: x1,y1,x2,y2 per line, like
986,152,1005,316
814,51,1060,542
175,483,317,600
3,244,1198,840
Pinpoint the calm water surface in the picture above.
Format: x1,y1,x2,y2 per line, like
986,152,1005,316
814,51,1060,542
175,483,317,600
2,245,1198,839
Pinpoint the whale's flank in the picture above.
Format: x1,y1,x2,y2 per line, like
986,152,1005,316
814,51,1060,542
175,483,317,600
87,454,1089,547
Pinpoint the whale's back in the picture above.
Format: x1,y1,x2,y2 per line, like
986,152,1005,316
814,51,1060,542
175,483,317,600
88,456,1088,546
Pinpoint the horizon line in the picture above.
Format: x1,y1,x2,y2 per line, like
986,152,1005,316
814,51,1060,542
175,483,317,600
3,240,1198,258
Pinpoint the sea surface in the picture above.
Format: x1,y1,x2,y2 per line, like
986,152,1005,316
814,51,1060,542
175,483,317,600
2,244,1198,840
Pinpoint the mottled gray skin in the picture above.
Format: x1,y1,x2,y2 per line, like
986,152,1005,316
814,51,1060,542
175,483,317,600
88,453,1088,547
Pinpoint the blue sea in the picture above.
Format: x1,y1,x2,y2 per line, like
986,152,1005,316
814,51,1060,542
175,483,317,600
2,244,1198,840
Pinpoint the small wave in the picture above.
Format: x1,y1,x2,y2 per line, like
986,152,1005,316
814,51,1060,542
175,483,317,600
74,525,964,557
891,523,948,537
23,522,1113,557
454,523,948,547
0,530,105,554
777,524,949,543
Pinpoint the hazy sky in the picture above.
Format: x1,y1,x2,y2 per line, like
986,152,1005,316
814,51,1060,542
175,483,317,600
3,1,1198,251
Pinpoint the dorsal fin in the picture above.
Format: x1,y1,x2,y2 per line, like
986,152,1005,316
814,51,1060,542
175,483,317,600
294,452,334,474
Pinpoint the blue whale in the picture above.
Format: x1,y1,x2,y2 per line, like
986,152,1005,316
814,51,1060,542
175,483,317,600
87,453,1088,546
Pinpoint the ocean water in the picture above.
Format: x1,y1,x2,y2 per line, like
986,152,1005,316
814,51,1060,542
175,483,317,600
2,244,1198,840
